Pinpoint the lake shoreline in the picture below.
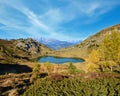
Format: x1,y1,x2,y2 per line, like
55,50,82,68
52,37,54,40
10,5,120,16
38,56,85,64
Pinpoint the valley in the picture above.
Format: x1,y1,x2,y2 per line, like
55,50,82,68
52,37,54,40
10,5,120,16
1,0,120,95
0,24,120,96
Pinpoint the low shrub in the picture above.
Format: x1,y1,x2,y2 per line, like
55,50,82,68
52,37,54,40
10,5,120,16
23,77,120,96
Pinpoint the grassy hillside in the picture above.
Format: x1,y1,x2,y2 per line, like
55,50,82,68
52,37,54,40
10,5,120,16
49,24,120,59
0,38,52,64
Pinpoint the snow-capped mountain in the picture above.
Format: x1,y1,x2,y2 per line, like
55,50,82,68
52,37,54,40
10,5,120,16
36,37,81,50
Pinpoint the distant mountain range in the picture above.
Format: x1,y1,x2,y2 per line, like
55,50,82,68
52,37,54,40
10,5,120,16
36,37,81,50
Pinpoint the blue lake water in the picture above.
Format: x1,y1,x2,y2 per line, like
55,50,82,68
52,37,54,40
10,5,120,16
38,56,84,64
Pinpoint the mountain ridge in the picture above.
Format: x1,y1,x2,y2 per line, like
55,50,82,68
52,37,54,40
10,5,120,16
0,38,52,64
36,37,81,50
49,24,120,59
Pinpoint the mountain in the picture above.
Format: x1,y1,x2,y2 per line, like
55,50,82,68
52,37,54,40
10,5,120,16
0,38,52,64
36,37,80,50
50,24,120,59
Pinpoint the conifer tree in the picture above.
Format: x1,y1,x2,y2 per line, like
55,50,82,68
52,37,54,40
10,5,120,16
68,62,77,74
99,29,120,71
44,61,53,75
30,63,41,82
87,49,100,72
87,29,120,72
87,49,100,63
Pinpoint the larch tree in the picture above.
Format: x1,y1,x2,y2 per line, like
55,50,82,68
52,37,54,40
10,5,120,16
99,29,120,71
87,49,100,63
87,29,120,72
87,49,100,72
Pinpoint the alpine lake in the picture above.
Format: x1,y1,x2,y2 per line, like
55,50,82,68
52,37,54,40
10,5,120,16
38,56,84,64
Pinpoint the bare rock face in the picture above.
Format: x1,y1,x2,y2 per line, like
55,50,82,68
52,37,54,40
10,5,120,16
15,38,52,57
16,38,41,55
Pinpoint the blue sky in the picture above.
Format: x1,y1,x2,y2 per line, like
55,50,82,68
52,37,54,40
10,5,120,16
0,0,120,41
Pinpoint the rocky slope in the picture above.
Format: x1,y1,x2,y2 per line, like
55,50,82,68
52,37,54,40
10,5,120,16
50,24,120,59
0,38,52,64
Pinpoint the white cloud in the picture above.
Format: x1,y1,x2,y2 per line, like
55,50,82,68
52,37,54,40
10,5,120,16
57,0,120,18
22,8,50,31
0,0,120,41
0,1,49,35
39,9,64,26
0,0,73,40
